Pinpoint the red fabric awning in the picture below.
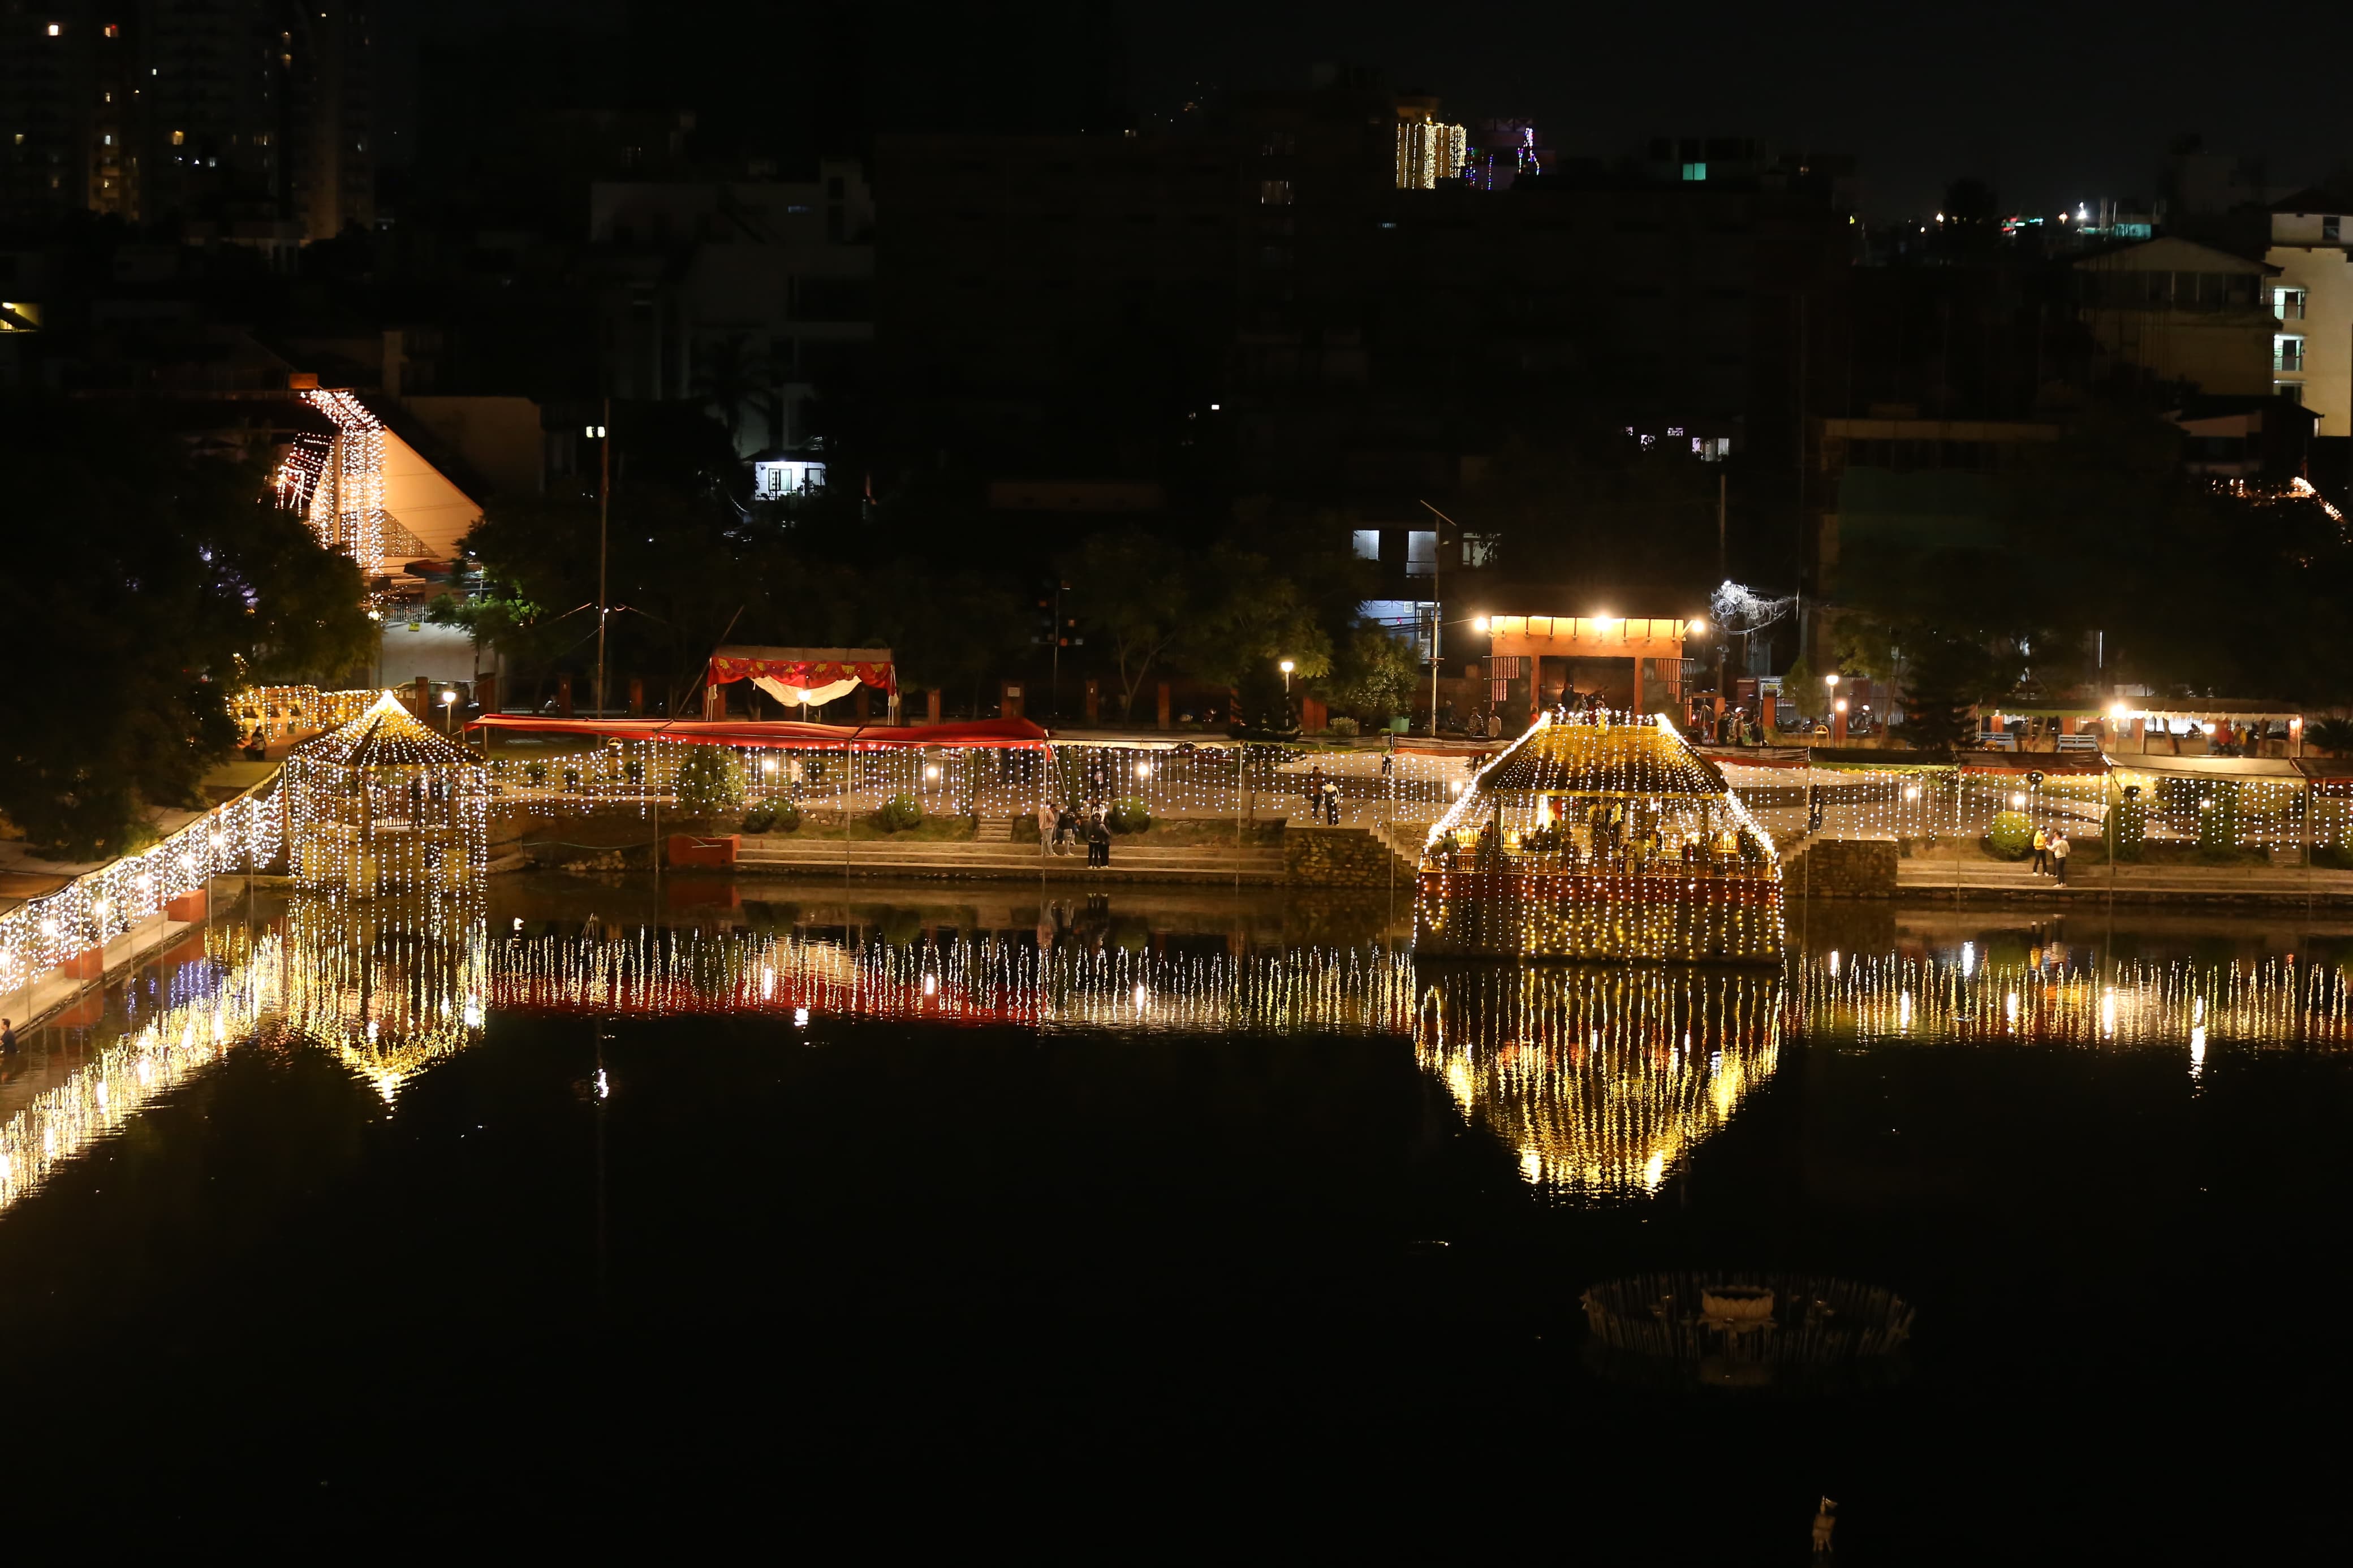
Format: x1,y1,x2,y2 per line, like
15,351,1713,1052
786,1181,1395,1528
467,715,1047,749
706,646,896,695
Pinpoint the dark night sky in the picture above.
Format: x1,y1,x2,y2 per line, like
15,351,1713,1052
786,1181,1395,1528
412,0,2353,220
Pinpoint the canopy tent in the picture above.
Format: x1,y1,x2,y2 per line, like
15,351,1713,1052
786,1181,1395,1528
706,645,896,710
467,715,1046,749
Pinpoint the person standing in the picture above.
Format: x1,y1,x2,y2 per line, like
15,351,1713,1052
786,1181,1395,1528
2051,830,2071,883
1,1018,15,1056
1090,810,1112,868
2031,824,2049,874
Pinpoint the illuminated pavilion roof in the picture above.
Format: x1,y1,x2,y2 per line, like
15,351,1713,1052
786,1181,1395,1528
295,691,478,770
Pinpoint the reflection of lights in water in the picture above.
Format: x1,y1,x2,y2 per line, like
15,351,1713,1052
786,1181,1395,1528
2190,1026,2207,1078
596,1068,610,1099
793,1008,809,1027
2006,992,2019,1025
1962,941,1975,977
1417,966,1782,1203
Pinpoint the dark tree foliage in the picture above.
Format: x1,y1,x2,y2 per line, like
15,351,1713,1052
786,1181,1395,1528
1835,407,2353,712
0,399,370,856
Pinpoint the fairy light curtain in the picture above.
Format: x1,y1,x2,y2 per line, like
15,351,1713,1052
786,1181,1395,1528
285,693,488,897
1415,711,1786,963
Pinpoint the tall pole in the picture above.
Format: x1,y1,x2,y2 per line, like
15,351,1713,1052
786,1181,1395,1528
1716,471,1730,720
595,396,610,719
1420,500,1459,737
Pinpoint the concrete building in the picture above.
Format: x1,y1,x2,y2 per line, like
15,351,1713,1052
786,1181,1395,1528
2072,237,2277,397
0,0,373,237
2265,196,2353,436
591,162,874,457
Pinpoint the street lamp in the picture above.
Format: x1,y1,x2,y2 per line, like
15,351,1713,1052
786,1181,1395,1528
1472,615,1489,633
439,687,458,735
1279,659,1294,693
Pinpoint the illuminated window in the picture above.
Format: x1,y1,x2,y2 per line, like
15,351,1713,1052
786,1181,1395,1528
46,23,61,36
104,22,118,36
1351,529,1380,561
2276,335,2305,372
2276,288,2306,321
1681,161,1706,181
2324,216,2341,241
171,129,185,145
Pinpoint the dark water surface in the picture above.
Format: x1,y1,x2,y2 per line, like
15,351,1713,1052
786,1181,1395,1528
1,877,2347,1555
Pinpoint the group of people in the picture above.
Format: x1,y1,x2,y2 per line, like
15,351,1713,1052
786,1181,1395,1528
1300,766,1344,824
2029,824,2074,882
1435,701,1508,739
1042,801,1117,866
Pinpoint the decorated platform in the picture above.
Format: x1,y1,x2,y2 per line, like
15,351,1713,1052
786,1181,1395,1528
1413,711,1785,963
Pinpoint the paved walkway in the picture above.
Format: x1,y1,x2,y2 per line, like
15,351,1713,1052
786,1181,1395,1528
1892,859,2353,903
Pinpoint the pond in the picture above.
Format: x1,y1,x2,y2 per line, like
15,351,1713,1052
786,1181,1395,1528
1,875,2345,1556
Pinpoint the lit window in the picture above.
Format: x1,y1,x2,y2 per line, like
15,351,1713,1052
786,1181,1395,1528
171,129,184,145
46,23,61,36
1681,161,1706,181
1352,529,1380,561
104,23,118,37
2275,288,2307,321
2276,335,2306,373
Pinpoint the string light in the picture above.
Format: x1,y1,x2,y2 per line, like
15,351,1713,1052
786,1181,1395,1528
1415,711,1785,962
284,692,488,897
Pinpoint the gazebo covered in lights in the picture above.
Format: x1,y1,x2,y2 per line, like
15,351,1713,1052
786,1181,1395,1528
286,692,489,896
1415,712,1785,963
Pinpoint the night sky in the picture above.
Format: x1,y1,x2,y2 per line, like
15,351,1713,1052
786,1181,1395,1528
410,0,2353,221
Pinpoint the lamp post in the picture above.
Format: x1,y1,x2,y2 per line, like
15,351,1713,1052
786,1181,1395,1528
439,688,458,736
1278,659,1295,727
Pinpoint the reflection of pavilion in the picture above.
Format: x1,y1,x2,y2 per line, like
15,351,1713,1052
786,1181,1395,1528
1416,965,1782,1199
274,892,488,1102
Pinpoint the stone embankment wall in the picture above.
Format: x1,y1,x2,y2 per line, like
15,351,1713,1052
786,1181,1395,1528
1286,826,1409,888
1786,837,1898,897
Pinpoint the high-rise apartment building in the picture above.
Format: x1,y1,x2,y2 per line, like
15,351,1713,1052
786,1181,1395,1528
1,0,370,237
1393,97,1463,190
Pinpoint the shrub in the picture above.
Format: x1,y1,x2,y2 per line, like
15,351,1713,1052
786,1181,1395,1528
674,746,747,815
1109,797,1151,834
2106,796,2147,861
741,805,776,833
875,793,922,833
773,801,801,833
524,759,549,785
1011,813,1040,842
1326,715,1360,738
1986,811,2035,859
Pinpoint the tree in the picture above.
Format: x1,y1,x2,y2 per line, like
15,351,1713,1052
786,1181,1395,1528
0,398,369,855
1898,628,2000,751
1062,529,1192,720
1319,622,1421,723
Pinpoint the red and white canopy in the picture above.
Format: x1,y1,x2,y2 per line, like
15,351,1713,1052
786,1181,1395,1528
707,645,896,705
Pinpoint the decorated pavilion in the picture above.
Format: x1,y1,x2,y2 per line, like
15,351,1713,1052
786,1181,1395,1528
1415,711,1785,962
285,692,489,896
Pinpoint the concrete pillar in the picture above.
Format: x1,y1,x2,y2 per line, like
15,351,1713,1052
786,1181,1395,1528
1156,683,1171,729
1084,679,1100,724
926,689,942,725
628,678,644,716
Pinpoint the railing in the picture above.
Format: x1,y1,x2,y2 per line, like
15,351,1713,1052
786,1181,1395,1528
480,737,1475,829
0,775,282,1010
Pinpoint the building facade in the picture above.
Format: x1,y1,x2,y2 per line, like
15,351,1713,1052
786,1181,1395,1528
591,161,874,457
2266,199,2352,437
2072,236,2277,398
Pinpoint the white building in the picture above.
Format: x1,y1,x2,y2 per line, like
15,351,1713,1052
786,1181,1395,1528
590,161,875,457
2266,197,2352,436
